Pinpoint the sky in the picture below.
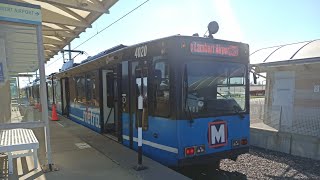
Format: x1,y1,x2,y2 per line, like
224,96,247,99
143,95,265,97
43,0,320,75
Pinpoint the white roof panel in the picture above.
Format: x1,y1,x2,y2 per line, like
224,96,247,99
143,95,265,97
250,39,320,66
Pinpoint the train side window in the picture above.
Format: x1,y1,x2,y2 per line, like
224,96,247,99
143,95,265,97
106,72,114,108
86,73,92,104
69,78,76,104
154,61,170,117
75,76,86,104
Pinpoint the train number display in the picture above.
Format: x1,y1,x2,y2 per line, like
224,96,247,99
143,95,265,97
134,45,147,58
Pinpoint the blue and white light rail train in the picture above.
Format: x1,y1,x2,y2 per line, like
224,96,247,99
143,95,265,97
28,23,250,169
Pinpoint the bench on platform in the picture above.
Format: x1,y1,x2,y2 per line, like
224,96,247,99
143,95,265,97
0,128,39,174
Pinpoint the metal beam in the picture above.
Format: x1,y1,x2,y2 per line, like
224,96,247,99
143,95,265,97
42,29,78,38
36,0,107,13
43,36,66,45
103,0,118,12
48,35,65,42
44,54,53,59
91,0,104,9
45,53,56,59
42,8,90,28
44,44,61,51
42,27,83,32
51,4,90,26
45,51,56,57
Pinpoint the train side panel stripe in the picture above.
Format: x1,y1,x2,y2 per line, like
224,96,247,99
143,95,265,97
70,113,83,121
122,135,178,154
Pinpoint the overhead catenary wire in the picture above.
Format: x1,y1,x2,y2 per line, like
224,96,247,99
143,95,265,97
46,0,150,67
73,0,150,50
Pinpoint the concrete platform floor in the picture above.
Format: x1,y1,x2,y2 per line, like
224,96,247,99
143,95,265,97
0,114,189,180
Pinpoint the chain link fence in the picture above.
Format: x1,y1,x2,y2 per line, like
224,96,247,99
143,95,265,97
250,98,320,138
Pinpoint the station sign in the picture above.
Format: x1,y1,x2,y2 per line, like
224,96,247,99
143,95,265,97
190,41,239,57
0,1,41,25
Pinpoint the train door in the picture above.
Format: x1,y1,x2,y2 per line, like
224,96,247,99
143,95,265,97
102,67,122,141
129,61,149,148
61,78,69,116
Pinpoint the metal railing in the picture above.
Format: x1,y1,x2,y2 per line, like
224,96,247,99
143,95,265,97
250,97,320,138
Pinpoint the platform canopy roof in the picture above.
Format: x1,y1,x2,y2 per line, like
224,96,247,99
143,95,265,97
250,39,320,67
1,0,118,75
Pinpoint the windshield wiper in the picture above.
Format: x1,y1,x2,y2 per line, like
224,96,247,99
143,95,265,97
183,64,194,125
217,91,228,99
233,105,245,119
185,106,194,124
205,106,244,119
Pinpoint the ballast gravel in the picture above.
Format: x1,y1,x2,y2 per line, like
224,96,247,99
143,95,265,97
219,146,320,180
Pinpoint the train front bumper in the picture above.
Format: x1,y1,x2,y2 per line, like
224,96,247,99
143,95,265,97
178,146,249,167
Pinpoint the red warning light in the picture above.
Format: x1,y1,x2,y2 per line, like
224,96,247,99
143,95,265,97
241,138,248,145
185,147,195,156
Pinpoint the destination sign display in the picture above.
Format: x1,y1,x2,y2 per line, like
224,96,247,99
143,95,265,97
190,42,239,57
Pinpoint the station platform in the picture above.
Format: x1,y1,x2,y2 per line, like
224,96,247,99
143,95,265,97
0,112,189,180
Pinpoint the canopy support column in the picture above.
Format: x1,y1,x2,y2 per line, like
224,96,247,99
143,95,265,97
36,25,56,171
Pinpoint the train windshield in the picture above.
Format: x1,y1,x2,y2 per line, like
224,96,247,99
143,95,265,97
185,61,246,117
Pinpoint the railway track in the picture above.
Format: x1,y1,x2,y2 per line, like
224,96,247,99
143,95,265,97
178,146,320,180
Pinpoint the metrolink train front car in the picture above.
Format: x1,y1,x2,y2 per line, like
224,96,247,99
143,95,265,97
173,39,250,168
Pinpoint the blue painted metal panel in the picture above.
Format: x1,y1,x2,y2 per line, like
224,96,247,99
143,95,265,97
124,138,178,166
177,114,250,159
68,105,101,133
122,113,130,147
121,113,249,166
122,113,179,166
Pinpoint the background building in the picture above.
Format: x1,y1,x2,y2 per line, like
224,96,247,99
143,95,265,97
250,39,320,160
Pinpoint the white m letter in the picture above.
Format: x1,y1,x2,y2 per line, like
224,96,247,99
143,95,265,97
211,124,225,144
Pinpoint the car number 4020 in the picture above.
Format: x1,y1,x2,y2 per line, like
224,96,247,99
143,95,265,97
135,45,147,58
